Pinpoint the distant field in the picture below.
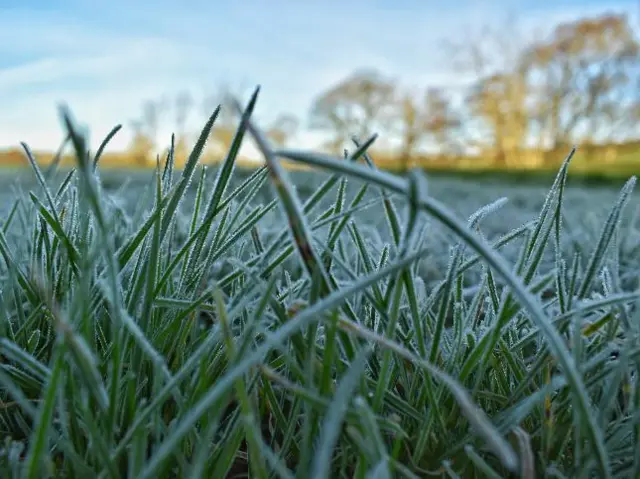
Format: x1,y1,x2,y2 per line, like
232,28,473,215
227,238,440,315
3,166,637,222
3,166,638,289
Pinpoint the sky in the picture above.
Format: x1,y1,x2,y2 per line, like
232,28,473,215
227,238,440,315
0,0,638,158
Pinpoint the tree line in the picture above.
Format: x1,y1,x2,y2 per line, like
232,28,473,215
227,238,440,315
128,13,640,171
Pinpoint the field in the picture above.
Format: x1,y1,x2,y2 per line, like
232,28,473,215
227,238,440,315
1,106,640,478
3,167,638,292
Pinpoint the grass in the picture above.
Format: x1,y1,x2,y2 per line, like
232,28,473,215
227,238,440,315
1,86,639,478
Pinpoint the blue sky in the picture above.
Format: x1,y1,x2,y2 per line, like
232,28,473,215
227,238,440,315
0,0,637,155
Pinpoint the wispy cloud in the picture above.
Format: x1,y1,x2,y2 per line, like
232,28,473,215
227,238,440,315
0,0,636,155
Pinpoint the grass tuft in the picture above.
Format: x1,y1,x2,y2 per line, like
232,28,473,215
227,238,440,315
0,93,639,478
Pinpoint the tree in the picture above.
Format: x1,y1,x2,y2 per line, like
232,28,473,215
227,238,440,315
201,82,261,160
309,69,396,153
523,14,640,154
202,89,238,159
266,113,299,147
128,119,155,166
423,88,463,158
395,87,461,170
465,69,529,166
174,91,193,162
128,99,165,166
396,91,422,168
444,17,534,166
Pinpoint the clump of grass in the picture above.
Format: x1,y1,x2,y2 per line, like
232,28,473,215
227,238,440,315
1,87,639,478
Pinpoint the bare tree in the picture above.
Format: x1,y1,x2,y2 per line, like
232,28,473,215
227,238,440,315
128,118,155,166
266,113,299,147
202,90,236,159
201,82,257,159
394,87,461,170
142,100,162,144
128,99,165,165
523,14,640,157
444,17,534,166
423,88,464,158
309,69,396,153
465,69,529,166
396,91,422,169
174,91,193,161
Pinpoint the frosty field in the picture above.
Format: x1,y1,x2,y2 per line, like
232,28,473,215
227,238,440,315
3,167,638,292
1,101,640,478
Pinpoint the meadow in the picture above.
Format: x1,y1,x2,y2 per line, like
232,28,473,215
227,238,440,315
1,95,639,478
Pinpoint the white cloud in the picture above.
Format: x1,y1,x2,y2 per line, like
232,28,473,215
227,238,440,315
0,40,182,91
